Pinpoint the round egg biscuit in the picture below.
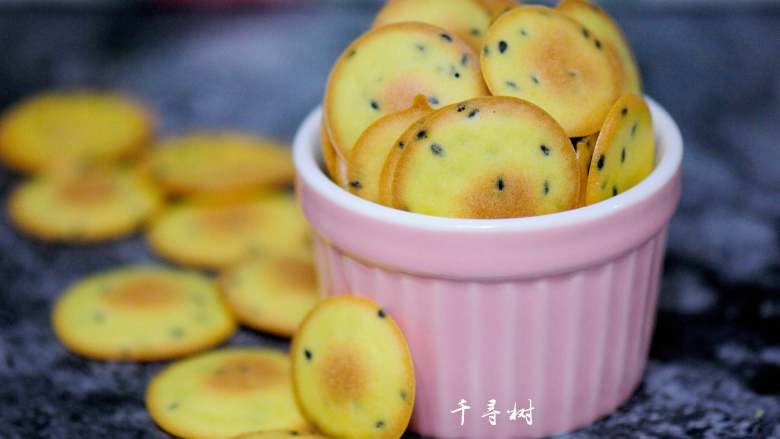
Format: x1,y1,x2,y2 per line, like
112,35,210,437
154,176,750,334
8,168,162,242
324,22,488,158
149,132,294,197
147,348,310,439
558,0,642,93
221,254,321,338
292,296,415,439
52,266,236,361
585,93,654,205
480,5,622,136
321,118,349,188
392,96,579,218
148,193,309,270
372,0,492,52
0,91,152,173
348,95,433,204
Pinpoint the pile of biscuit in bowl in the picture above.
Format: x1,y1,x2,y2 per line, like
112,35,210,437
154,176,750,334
0,1,655,438
323,0,654,219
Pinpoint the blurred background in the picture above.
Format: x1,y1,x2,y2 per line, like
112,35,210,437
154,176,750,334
0,0,778,438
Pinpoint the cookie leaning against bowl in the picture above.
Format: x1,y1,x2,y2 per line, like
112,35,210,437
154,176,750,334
221,253,321,338
147,193,309,270
558,0,642,93
480,5,622,137
372,0,492,52
324,22,488,159
349,95,433,204
574,134,598,206
0,91,152,173
8,167,162,242
391,96,579,218
321,116,349,188
52,266,236,361
147,348,311,439
149,132,294,197
292,296,415,439
585,93,655,205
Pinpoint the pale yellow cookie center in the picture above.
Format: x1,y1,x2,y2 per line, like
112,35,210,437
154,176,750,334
57,176,119,205
200,207,257,232
206,357,285,393
103,276,184,310
319,346,367,403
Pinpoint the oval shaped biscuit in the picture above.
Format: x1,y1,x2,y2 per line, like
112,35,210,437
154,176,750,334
585,93,655,205
147,348,310,438
291,296,415,439
8,167,161,242
558,0,642,93
349,95,433,204
324,22,488,158
0,91,152,173
373,0,492,52
221,253,321,338
391,96,579,218
52,266,236,361
480,5,622,136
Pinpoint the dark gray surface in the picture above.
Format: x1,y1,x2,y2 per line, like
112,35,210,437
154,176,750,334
0,3,778,438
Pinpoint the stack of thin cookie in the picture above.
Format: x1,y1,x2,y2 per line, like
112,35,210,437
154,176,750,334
321,0,656,218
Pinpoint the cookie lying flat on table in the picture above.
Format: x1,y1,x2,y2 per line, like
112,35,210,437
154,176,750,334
574,134,597,206
391,96,579,218
0,91,152,173
480,5,621,137
52,266,235,361
585,93,654,205
148,193,309,270
149,132,293,197
321,117,349,188
349,95,433,204
221,253,321,338
372,0,492,52
232,432,328,439
324,22,487,159
8,167,161,242
558,0,641,93
147,348,310,439
292,296,415,439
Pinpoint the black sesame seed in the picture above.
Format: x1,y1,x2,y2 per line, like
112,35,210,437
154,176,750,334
468,109,479,118
456,104,467,112
461,54,470,66
470,28,481,36
430,143,444,156
304,349,313,361
483,46,490,56
540,144,550,155
400,390,407,401
496,177,505,191
498,40,508,53
370,100,380,111
398,141,405,149
531,75,540,85
350,180,362,189
454,72,460,78
612,186,618,196
428,96,440,106
631,122,638,136
621,107,628,117
416,130,428,140
567,70,578,78
347,49,356,58
416,44,426,52
440,33,453,42
167,402,180,411
544,180,550,195
582,27,590,39
290,433,300,437
597,155,605,170
595,39,602,50
376,421,385,429
377,308,386,318
520,28,528,37
506,80,518,89
621,147,626,163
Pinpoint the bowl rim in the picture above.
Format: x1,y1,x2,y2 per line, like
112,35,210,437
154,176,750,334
293,96,683,232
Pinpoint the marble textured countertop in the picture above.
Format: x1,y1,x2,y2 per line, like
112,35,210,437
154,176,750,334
0,3,778,438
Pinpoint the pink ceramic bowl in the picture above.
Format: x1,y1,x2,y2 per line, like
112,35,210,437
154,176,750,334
293,98,682,438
